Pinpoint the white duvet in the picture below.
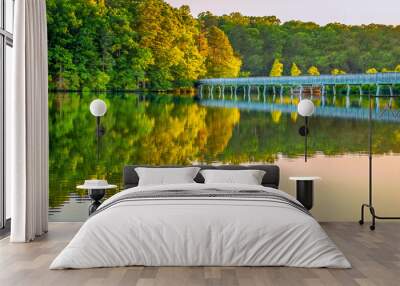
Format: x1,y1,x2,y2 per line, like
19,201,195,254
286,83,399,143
50,183,351,269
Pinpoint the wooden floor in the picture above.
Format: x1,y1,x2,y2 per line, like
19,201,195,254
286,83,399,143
0,222,399,286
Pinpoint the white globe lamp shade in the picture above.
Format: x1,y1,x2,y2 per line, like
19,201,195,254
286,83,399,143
297,99,315,117
90,99,107,117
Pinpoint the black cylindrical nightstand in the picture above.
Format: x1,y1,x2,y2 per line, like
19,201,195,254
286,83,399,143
289,177,321,210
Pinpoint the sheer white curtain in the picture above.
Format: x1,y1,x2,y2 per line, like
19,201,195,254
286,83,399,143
9,0,49,242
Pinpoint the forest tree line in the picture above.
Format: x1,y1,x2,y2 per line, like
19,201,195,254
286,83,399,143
47,0,400,91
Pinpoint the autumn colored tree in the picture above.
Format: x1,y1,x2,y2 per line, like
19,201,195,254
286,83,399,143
290,63,302,76
331,68,346,75
204,26,242,78
395,65,400,72
366,68,378,74
307,66,320,76
270,59,283,77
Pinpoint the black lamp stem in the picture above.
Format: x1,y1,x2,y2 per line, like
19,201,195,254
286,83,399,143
96,116,100,162
305,116,308,162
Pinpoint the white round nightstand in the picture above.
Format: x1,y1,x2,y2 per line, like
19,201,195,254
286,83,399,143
77,181,117,215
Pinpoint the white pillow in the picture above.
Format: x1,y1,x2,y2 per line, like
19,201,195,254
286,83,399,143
200,169,266,185
135,167,201,186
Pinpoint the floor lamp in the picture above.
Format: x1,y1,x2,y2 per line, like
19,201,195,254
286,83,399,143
359,93,400,230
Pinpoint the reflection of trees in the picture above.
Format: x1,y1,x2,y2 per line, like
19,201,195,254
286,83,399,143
136,103,207,164
49,92,154,208
49,92,400,209
202,107,240,161
219,108,400,163
49,93,240,208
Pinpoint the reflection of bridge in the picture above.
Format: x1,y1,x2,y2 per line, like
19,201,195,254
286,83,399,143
200,98,400,122
197,73,400,98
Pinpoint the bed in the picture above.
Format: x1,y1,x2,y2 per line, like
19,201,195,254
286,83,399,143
50,165,350,269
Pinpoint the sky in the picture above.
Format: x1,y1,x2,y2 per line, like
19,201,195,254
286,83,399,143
165,0,400,26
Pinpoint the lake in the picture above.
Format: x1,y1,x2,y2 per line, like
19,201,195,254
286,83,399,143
49,91,400,222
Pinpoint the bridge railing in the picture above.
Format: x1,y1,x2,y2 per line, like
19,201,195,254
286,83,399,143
198,72,400,86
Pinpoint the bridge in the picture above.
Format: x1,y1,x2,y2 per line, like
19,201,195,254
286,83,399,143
200,97,400,123
197,72,400,98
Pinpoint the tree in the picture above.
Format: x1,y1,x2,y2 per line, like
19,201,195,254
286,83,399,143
307,66,320,76
366,68,378,74
290,63,302,76
47,0,207,90
270,59,283,77
331,68,346,75
47,2,400,89
204,26,242,78
395,65,400,72
207,14,400,77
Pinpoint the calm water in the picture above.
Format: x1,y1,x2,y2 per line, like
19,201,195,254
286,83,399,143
49,91,400,221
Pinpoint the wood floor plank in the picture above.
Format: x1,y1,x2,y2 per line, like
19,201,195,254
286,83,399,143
0,222,399,286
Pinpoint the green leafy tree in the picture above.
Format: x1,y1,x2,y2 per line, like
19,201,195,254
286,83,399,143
47,3,400,89
202,12,400,77
307,66,320,76
270,59,283,77
290,63,302,76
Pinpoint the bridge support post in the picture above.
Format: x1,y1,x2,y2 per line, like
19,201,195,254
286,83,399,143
248,85,251,101
230,86,233,99
346,85,350,97
390,85,393,97
273,86,276,96
333,85,336,96
346,95,350,108
221,85,225,99
257,86,260,100
234,86,237,100
210,85,213,99
263,85,267,102
359,86,363,96
199,85,203,98
243,85,246,98
217,86,221,99
300,86,303,98
321,85,325,96
376,85,380,97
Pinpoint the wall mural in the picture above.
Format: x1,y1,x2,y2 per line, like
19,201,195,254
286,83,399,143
47,0,400,221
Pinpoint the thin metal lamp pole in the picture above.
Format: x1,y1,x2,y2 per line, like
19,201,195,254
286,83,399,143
359,92,400,230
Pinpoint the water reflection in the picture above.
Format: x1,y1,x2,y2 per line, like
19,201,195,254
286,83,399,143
49,92,400,221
